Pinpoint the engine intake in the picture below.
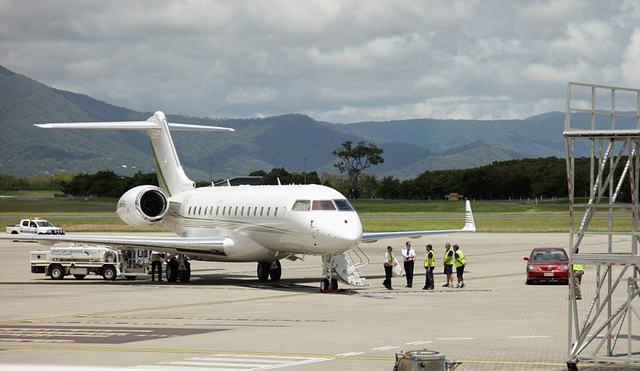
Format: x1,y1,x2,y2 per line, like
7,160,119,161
117,185,169,227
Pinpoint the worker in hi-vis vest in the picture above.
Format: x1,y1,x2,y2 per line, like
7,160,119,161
572,248,584,300
453,244,466,288
443,242,454,287
423,244,435,290
383,245,397,290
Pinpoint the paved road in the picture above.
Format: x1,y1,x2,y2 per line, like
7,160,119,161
0,232,636,370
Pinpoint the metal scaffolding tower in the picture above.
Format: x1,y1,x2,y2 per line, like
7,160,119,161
564,82,640,370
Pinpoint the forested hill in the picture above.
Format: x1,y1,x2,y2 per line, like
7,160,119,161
1,64,577,180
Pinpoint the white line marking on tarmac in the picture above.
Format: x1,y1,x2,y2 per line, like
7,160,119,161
372,346,399,351
136,354,333,370
435,337,475,340
335,352,365,357
406,341,431,345
509,335,549,339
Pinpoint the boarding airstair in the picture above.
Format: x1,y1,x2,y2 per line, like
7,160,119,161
325,247,369,287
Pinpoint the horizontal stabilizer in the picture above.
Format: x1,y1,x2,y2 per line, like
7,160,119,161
36,121,235,132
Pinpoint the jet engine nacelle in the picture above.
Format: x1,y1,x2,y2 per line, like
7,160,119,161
117,185,169,228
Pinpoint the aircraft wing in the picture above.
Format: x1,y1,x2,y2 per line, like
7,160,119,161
0,234,231,258
361,200,476,243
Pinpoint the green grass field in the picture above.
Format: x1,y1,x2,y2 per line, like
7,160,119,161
0,192,633,233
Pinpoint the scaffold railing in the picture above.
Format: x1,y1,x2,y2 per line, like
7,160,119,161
564,82,640,370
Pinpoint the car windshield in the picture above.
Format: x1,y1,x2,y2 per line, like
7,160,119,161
35,221,53,227
531,250,567,261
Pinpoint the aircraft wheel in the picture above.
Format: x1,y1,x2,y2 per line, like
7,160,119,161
73,274,86,280
320,278,330,291
102,265,117,280
166,260,179,282
179,261,191,282
257,262,270,281
49,264,65,280
330,278,338,290
269,260,282,281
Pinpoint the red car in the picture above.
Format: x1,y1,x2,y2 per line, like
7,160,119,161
524,247,569,284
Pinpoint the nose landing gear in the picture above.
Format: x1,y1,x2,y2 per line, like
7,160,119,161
320,253,368,292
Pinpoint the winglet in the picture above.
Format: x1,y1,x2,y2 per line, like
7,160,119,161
462,199,476,232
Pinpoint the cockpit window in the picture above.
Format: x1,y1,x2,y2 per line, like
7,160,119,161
312,200,336,211
292,200,311,211
333,199,355,211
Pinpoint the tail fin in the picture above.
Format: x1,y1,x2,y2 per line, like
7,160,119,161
36,111,234,196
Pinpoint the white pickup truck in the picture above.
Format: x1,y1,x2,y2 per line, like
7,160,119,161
6,218,65,235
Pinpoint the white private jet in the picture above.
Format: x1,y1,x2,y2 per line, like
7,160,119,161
2,111,475,290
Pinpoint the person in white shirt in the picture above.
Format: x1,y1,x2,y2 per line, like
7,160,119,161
402,241,417,287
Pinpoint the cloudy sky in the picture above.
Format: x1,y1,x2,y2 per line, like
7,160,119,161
1,1,640,123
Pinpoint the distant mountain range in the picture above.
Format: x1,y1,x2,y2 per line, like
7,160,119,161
0,64,585,180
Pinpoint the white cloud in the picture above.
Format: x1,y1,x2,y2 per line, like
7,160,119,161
0,0,639,122
225,87,277,105
621,29,640,85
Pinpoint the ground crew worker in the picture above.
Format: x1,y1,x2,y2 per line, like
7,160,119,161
383,246,396,290
443,242,454,287
453,244,466,288
423,244,435,290
150,251,164,282
572,248,584,300
402,241,416,287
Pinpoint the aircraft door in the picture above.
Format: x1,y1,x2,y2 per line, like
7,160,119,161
214,200,223,224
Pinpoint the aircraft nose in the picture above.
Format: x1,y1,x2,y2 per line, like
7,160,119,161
331,217,363,248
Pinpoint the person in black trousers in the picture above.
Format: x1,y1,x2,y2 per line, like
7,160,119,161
402,241,416,287
383,246,396,290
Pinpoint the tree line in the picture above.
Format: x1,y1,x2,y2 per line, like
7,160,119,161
0,156,600,200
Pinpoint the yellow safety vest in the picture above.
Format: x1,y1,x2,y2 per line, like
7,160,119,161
425,250,435,267
455,250,465,267
573,264,584,271
384,252,394,265
444,249,453,265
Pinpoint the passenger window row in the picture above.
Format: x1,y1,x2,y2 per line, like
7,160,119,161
186,205,279,218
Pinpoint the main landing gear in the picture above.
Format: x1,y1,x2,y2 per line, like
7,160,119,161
257,260,282,282
166,254,191,283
